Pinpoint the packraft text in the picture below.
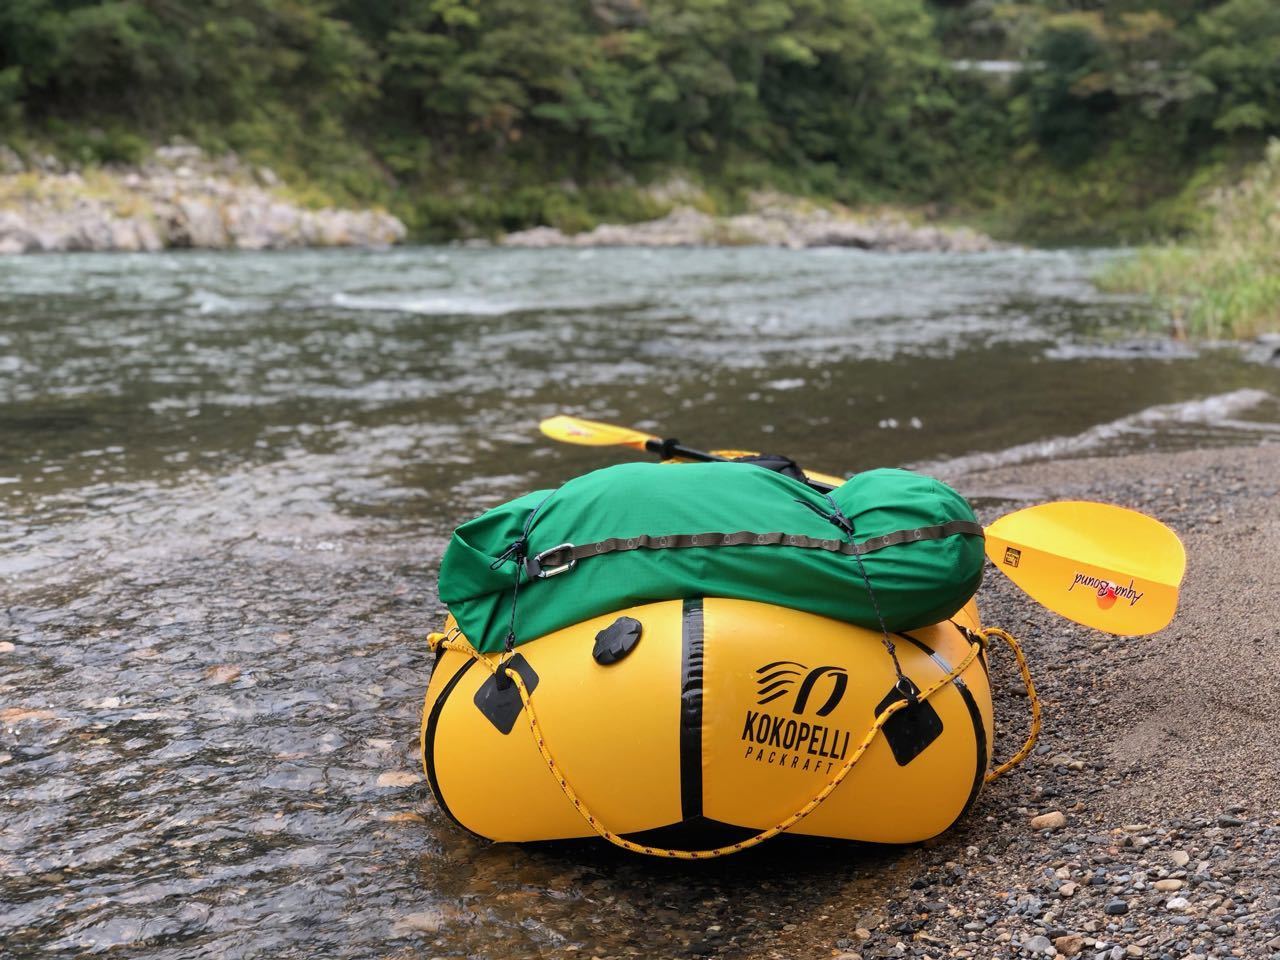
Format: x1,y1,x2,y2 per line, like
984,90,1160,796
740,709,851,773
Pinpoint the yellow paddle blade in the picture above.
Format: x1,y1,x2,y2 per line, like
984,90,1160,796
800,468,847,489
539,415,655,450
985,501,1185,636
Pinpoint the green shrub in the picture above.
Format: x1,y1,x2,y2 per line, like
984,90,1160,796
1100,140,1280,337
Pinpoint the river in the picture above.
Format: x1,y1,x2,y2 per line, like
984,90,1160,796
1,247,1277,958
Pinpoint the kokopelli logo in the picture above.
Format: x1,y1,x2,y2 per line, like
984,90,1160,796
754,661,849,717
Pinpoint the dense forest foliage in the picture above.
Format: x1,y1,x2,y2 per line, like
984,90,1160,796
2,0,1279,240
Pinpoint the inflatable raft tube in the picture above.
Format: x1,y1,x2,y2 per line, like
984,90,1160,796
421,596,993,847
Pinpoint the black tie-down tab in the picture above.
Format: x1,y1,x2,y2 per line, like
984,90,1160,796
874,677,943,766
474,653,540,735
593,616,642,665
730,452,808,484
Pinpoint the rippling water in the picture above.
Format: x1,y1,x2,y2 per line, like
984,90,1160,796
2,247,1278,958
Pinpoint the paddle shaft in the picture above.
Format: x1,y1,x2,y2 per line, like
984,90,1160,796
540,414,1181,635
644,438,837,494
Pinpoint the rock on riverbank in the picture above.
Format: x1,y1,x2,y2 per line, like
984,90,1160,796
503,192,1000,252
0,145,405,254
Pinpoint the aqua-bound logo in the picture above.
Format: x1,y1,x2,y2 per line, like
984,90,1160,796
754,660,848,717
1069,572,1144,609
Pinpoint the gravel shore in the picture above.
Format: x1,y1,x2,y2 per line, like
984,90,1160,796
469,443,1279,960
717,442,1280,960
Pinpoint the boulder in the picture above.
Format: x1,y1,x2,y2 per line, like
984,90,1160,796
0,146,406,254
502,200,1003,252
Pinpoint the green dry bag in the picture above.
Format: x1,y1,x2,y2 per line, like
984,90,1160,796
439,462,984,653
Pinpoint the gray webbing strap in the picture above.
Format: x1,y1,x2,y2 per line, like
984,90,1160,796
524,520,983,579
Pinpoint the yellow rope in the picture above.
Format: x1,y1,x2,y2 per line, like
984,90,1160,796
427,630,1006,859
981,625,1042,782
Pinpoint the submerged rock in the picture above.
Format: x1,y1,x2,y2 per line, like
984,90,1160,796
1243,333,1280,366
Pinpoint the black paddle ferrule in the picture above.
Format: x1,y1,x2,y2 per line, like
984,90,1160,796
650,437,682,460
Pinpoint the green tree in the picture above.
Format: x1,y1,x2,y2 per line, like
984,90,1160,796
1193,0,1280,135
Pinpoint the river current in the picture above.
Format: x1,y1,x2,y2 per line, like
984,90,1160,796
1,247,1277,958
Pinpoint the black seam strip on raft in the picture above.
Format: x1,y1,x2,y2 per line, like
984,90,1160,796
680,598,705,821
620,815,759,850
525,521,984,576
896,631,988,825
424,657,482,838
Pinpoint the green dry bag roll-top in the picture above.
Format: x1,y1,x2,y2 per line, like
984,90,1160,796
439,462,984,653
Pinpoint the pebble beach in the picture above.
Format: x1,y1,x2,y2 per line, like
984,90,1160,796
681,442,1280,960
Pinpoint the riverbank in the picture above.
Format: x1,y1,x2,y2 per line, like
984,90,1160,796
684,441,1279,960
0,146,999,255
501,192,1001,252
0,145,405,253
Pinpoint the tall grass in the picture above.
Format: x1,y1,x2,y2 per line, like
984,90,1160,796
1101,140,1280,339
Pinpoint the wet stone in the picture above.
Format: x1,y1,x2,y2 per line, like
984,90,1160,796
203,663,242,684
1031,811,1067,831
394,906,453,934
1055,934,1086,956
